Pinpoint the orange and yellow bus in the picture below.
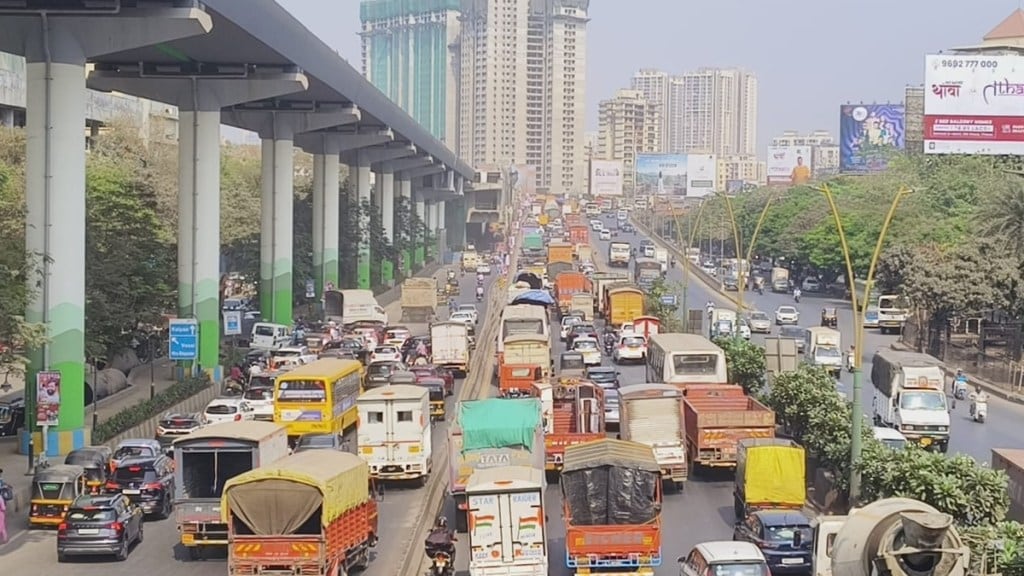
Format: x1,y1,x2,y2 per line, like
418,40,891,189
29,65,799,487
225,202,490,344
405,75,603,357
272,358,363,440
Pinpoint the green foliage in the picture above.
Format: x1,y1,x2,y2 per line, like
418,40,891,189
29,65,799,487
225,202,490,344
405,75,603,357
91,376,210,444
643,278,684,332
712,336,766,395
961,521,1024,576
364,197,394,290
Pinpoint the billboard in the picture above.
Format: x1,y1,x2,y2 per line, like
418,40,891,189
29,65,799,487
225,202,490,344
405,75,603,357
685,154,717,198
590,159,624,196
924,54,1024,155
636,154,687,196
766,146,813,186
839,104,905,173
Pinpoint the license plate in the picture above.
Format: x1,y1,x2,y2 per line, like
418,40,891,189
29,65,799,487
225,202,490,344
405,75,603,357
920,437,932,446
77,528,99,535
123,489,141,495
781,558,803,565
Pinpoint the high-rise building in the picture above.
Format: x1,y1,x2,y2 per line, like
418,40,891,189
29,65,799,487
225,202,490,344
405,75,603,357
770,129,834,147
717,155,766,188
457,0,589,195
677,68,758,157
666,76,686,154
904,85,924,155
630,69,670,152
596,89,660,192
359,0,461,144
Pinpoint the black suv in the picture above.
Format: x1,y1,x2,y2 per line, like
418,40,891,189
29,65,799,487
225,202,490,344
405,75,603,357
107,455,175,518
57,493,144,562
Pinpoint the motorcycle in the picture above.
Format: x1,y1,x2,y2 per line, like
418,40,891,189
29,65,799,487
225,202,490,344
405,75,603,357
970,398,988,423
431,551,453,576
755,285,764,295
845,353,855,373
794,292,801,303
953,376,969,400
476,292,483,302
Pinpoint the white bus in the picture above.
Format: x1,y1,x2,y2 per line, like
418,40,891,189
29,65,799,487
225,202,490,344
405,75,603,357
646,333,728,387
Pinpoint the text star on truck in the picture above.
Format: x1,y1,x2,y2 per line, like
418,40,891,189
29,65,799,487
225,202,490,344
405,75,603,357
466,465,548,576
532,379,605,474
430,321,472,377
870,349,950,452
617,383,688,489
561,438,663,575
172,421,290,560
804,327,842,375
449,398,545,533
683,384,775,469
356,385,432,484
222,450,378,576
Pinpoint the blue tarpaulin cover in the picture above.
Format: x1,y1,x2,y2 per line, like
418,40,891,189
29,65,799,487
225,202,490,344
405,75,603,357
512,290,555,306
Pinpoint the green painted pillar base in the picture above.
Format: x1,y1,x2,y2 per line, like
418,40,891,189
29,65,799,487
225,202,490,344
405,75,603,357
272,269,293,325
259,276,272,320
401,249,412,278
414,246,425,266
197,278,222,381
382,261,394,286
358,255,371,290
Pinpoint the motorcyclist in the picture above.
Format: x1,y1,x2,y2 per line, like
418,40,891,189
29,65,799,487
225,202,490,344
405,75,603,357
754,278,764,295
477,272,484,284
424,516,457,569
793,287,802,302
603,331,617,353
952,369,969,398
845,345,856,371
969,386,989,405
705,301,715,318
476,285,484,300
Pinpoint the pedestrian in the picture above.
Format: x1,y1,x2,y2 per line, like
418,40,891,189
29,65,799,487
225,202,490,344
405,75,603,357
0,489,8,544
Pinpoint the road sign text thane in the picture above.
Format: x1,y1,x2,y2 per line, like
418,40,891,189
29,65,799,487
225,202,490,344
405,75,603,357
169,319,198,360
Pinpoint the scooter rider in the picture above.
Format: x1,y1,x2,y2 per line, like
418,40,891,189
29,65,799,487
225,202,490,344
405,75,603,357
969,386,989,409
424,516,457,570
705,300,715,318
846,345,856,371
793,287,802,303
476,285,484,301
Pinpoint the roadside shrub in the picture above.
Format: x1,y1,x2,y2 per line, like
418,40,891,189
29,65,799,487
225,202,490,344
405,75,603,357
92,376,210,443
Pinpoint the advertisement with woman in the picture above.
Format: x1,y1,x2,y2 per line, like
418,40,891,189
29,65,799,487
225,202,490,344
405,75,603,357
839,104,905,173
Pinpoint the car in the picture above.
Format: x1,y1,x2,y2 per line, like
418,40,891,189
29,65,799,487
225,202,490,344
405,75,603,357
572,336,602,366
599,229,612,240
873,426,908,450
732,510,813,574
621,222,635,233
590,219,603,231
779,326,807,352
204,397,255,425
369,345,402,363
774,306,800,325
613,335,647,364
680,541,769,576
383,326,412,347
155,412,203,450
700,263,717,277
604,393,621,430
477,263,492,275
57,493,144,562
801,277,822,292
737,319,752,340
409,364,455,396
242,385,275,421
747,312,772,334
320,337,365,361
864,306,880,328
111,439,164,470
457,304,480,324
105,454,175,518
723,276,740,291
449,311,477,330
293,433,344,453
585,366,620,389
365,360,407,387
566,324,598,349
560,315,584,341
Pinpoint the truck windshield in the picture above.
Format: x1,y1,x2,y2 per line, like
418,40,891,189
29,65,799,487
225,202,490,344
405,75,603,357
711,562,769,576
672,353,718,375
900,391,946,410
816,347,841,359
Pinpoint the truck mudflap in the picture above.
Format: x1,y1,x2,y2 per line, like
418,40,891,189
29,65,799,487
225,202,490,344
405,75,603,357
692,428,774,467
546,433,605,471
565,525,661,570
176,501,227,547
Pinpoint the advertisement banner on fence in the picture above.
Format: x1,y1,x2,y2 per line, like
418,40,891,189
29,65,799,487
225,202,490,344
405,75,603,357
590,159,624,196
839,104,905,173
767,146,813,186
924,54,1024,155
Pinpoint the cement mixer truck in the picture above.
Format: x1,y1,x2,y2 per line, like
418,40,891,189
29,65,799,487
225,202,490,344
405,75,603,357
812,498,970,576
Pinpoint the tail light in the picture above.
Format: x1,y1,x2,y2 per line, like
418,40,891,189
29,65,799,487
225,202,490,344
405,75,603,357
105,481,120,490
234,413,242,421
57,522,68,535
109,521,124,533
143,482,163,493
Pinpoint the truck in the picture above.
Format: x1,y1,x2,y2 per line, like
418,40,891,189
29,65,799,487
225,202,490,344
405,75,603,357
548,241,574,264
771,267,790,293
877,294,909,334
733,438,805,519
604,284,645,326
547,261,574,285
561,439,662,573
535,380,605,473
466,465,548,576
991,448,1024,523
554,272,591,314
499,364,544,398
462,250,481,272
356,385,432,483
683,385,775,468
617,383,688,489
570,293,592,321
591,272,629,314
569,224,589,247
523,231,544,253
500,334,551,395
400,277,438,322
449,398,545,532
222,450,378,576
172,421,290,558
576,244,593,265
870,349,950,452
608,241,631,268
804,326,842,375
654,248,669,273
431,321,471,376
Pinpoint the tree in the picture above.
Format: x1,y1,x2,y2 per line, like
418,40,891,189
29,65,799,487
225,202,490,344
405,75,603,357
975,174,1024,261
712,336,766,395
643,278,684,332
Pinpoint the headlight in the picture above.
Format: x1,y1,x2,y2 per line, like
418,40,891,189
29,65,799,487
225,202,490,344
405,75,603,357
938,426,948,432
902,425,916,432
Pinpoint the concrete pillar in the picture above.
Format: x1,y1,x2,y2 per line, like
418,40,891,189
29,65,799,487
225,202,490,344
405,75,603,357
259,140,274,319
437,200,447,230
397,176,413,275
312,151,340,298
414,193,427,267
380,168,395,244
354,154,372,289
271,134,295,324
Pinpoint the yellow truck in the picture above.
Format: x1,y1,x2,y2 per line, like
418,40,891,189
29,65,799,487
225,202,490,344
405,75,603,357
547,242,574,265
733,438,805,519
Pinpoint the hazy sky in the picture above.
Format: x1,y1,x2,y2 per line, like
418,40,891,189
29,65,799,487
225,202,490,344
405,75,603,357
277,0,1019,151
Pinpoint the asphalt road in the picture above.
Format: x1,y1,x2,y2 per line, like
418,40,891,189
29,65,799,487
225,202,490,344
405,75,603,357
2,269,498,576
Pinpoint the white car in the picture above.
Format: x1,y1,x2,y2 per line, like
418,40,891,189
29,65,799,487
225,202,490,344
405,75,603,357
802,277,822,292
204,398,255,425
737,319,752,340
747,311,772,333
590,219,603,231
613,335,647,364
370,345,402,363
457,304,479,324
572,337,602,366
449,311,476,328
599,229,612,240
604,394,620,428
242,386,275,421
560,315,583,341
775,305,800,325
700,263,717,277
477,263,492,275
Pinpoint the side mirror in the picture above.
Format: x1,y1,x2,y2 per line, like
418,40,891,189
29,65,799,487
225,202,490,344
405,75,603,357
793,530,803,548
677,556,686,564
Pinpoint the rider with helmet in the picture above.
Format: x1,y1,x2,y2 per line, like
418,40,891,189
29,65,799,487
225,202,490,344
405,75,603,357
424,516,457,567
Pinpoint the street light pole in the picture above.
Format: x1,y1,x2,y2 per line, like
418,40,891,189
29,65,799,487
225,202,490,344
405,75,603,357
671,200,707,331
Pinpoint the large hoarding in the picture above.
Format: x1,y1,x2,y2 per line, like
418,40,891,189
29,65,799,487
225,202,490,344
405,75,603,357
766,146,813,186
636,154,687,196
685,154,717,198
924,54,1024,155
839,104,905,173
590,159,624,196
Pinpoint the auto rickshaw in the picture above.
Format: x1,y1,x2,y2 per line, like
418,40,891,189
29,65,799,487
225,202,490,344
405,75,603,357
63,446,113,493
821,307,838,328
0,398,25,437
417,377,447,421
445,277,460,296
29,464,87,527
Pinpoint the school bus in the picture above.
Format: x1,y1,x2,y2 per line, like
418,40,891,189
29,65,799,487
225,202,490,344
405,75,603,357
273,358,363,440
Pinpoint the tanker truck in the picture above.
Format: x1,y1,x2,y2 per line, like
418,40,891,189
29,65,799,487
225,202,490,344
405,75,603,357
812,498,970,576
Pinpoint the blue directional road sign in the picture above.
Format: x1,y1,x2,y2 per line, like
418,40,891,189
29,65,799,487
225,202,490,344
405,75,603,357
169,319,199,361
660,294,678,306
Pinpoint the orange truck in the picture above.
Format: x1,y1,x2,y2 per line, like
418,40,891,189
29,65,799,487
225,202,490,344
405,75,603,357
561,439,662,573
554,271,592,314
499,364,543,398
534,380,605,472
547,241,574,264
683,385,775,469
223,450,378,576
569,224,589,247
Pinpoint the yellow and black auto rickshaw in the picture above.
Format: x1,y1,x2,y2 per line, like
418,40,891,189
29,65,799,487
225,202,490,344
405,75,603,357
64,445,113,494
29,464,87,527
417,377,447,421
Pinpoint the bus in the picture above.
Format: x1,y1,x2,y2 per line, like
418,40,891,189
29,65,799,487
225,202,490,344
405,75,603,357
646,334,728,388
634,257,663,289
272,358,363,440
